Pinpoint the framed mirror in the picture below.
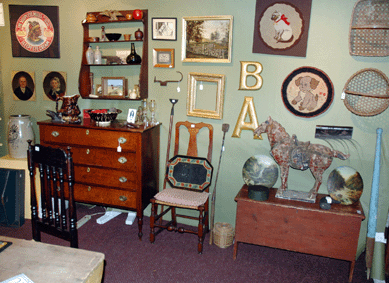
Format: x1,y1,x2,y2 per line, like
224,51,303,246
187,72,225,119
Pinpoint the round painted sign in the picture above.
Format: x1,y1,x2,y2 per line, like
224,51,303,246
15,10,54,53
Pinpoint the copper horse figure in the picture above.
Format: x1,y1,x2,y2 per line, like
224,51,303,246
254,116,349,201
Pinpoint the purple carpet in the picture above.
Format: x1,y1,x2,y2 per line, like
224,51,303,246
0,204,375,282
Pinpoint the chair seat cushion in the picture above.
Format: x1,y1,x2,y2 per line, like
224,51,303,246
154,188,209,208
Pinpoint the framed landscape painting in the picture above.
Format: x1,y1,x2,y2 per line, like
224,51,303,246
182,16,233,63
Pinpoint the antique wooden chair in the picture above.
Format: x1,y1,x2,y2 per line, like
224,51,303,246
27,141,78,248
150,121,213,254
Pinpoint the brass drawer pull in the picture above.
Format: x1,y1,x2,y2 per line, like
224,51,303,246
119,177,127,183
119,195,127,202
86,149,90,154
51,131,59,137
87,167,90,173
88,186,92,192
86,129,90,135
118,157,127,164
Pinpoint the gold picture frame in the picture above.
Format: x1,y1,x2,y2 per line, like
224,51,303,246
182,16,233,63
187,73,225,119
153,48,174,68
101,77,127,97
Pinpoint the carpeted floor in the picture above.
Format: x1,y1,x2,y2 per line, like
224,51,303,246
0,204,378,282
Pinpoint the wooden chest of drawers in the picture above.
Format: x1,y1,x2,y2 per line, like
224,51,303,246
38,119,160,239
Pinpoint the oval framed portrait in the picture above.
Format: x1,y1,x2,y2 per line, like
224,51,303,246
43,71,67,101
281,67,334,118
12,71,36,101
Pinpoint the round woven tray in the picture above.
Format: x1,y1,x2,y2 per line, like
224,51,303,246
213,222,235,248
343,68,389,116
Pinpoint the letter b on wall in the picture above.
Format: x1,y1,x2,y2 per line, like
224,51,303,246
239,61,263,90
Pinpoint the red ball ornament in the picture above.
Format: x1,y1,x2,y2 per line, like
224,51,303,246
133,9,143,20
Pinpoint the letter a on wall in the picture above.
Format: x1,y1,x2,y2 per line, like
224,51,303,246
232,96,262,139
239,61,263,90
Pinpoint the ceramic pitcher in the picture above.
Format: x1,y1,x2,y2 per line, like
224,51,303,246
8,115,34,159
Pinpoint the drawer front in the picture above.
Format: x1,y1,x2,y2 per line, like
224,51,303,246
74,183,137,209
71,147,136,170
74,165,136,189
40,125,138,150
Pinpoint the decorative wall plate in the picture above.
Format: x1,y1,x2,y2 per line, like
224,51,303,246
281,67,334,118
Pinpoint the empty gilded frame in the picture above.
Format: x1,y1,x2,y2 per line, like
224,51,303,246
187,72,225,119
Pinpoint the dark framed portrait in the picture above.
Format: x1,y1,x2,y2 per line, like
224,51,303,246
281,67,334,118
9,5,59,58
43,71,67,101
12,71,36,101
152,18,177,41
253,0,312,57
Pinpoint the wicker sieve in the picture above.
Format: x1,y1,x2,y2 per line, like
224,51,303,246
213,222,235,248
349,0,389,56
343,68,389,116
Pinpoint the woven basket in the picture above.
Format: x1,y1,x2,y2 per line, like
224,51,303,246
349,0,389,56
213,222,235,248
343,68,389,116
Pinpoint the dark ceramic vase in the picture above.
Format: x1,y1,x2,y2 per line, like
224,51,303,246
126,43,142,64
134,28,143,40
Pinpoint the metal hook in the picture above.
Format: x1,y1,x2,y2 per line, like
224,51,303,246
154,71,183,86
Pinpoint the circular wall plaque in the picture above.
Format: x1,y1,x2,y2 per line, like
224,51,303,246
281,66,334,118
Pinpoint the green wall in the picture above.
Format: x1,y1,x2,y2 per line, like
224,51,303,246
1,0,389,256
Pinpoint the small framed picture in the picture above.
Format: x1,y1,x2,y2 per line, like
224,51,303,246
127,108,137,123
101,77,127,97
153,48,174,68
152,18,177,41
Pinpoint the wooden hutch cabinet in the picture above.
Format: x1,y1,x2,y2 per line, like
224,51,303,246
38,120,160,239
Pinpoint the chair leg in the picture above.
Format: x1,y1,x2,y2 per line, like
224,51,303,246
197,207,204,254
70,218,78,248
31,205,41,242
150,199,156,243
171,207,177,228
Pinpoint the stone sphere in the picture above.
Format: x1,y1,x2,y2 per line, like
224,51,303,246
327,166,363,205
242,155,279,188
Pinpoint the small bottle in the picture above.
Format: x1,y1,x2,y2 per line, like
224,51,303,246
86,46,94,65
126,43,141,64
94,46,102,64
101,26,106,41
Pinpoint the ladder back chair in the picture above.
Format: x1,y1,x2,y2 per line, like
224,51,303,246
150,121,213,254
27,141,78,248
